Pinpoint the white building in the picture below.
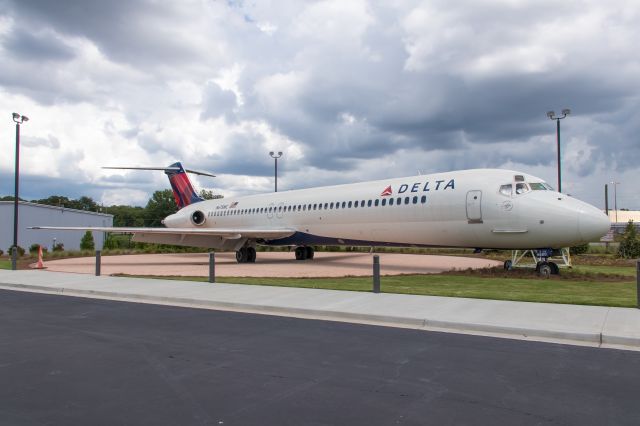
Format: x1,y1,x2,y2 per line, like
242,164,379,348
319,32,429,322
607,210,640,233
0,201,113,252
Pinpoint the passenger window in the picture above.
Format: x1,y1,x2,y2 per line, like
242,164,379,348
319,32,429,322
412,196,418,204
342,202,346,208
405,197,410,204
313,204,317,210
324,203,328,209
499,184,512,196
354,201,358,208
367,200,372,207
361,200,365,206
330,202,334,209
389,198,394,206
348,201,352,208
421,195,426,203
374,199,379,206
382,199,387,206
396,197,402,205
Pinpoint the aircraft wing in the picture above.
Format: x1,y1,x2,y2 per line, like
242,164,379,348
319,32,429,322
28,226,296,240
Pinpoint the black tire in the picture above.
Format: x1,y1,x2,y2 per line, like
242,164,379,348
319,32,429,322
295,247,306,260
306,246,314,260
538,262,552,278
549,262,560,275
504,260,513,271
236,247,248,263
247,247,256,263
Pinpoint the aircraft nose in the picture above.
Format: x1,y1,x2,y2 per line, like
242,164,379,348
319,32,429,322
578,205,611,242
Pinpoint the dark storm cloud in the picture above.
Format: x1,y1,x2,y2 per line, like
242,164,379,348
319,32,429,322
4,28,75,61
200,82,237,122
9,0,201,66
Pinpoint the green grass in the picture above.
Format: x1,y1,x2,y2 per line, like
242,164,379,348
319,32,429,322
0,260,11,270
569,265,637,276
121,272,638,308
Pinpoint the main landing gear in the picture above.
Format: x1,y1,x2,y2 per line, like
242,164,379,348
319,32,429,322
236,246,256,263
295,246,314,261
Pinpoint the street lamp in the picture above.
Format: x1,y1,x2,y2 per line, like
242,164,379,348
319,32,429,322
547,108,571,193
269,151,283,192
610,181,620,224
11,113,29,270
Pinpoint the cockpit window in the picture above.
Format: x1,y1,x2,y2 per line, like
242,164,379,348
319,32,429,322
529,182,547,190
514,175,525,182
515,183,530,195
499,184,512,196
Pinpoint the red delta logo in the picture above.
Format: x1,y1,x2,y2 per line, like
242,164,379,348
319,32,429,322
380,185,393,196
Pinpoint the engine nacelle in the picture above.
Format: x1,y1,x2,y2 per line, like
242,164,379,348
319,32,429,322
191,210,206,226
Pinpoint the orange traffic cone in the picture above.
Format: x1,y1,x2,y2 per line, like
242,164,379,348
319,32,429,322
35,245,45,269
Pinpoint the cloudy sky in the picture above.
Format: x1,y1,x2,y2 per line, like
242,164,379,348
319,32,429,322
1,0,638,209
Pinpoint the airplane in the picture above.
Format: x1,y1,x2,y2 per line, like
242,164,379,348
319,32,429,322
31,162,611,275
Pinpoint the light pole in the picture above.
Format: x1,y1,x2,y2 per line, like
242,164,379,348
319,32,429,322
269,151,283,192
11,112,29,270
546,109,571,193
610,181,620,223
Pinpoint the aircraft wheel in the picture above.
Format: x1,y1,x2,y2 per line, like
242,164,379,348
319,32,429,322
503,260,513,271
247,247,257,263
306,246,314,260
236,247,248,263
295,246,307,261
538,262,552,278
549,262,560,275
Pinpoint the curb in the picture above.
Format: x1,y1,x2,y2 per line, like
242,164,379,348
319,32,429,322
2,282,636,349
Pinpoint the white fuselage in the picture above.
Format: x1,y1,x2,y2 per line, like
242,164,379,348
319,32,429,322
163,169,610,250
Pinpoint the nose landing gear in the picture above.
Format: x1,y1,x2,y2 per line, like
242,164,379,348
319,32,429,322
504,248,567,277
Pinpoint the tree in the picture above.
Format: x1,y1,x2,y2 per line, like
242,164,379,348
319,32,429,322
108,205,146,227
80,231,95,251
145,189,178,227
199,189,224,200
618,220,640,259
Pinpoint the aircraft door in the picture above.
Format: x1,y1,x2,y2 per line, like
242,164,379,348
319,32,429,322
466,190,483,224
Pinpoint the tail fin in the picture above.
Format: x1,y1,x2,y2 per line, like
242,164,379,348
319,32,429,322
103,162,216,209
165,162,204,208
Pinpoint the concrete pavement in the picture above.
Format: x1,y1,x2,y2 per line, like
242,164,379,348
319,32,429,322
1,269,639,350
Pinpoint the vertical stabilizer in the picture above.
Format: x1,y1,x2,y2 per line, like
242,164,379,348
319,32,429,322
102,162,216,210
165,162,204,208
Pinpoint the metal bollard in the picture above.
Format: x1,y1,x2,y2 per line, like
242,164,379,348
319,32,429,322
209,252,216,283
95,250,101,276
11,246,17,270
372,255,380,293
637,261,639,309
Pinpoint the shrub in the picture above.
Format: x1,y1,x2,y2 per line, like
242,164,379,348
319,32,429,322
7,246,25,256
570,244,589,255
618,220,640,259
53,243,65,252
80,231,95,251
0,249,3,256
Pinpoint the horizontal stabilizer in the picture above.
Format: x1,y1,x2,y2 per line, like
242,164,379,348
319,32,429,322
102,166,216,177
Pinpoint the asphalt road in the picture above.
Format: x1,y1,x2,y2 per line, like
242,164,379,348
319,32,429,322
1,289,639,426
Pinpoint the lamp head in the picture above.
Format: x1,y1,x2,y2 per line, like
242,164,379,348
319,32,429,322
277,151,282,156
546,111,555,119
269,151,274,156
21,115,29,122
12,112,20,120
562,108,571,116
